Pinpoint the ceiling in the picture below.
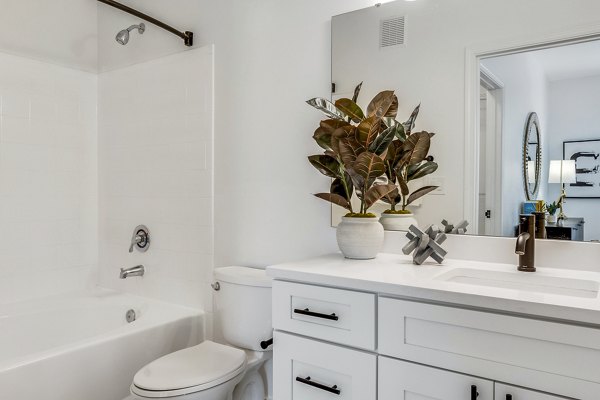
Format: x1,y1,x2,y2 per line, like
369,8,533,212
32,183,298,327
524,40,600,82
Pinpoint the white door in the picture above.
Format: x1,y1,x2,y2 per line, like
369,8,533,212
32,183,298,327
495,383,567,400
379,356,493,400
478,67,503,236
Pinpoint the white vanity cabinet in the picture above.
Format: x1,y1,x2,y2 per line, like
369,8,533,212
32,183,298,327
272,279,598,400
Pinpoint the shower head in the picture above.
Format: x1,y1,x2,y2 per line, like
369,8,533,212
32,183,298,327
115,23,145,45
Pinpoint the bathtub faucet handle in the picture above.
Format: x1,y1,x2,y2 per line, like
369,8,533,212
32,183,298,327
129,225,150,253
129,235,142,253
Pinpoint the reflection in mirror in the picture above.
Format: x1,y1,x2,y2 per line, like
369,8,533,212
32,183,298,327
331,0,600,242
523,112,541,201
331,2,447,229
478,40,600,241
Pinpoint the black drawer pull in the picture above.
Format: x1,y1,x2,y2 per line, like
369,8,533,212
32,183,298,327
471,385,479,400
296,376,341,395
294,308,339,321
506,395,512,400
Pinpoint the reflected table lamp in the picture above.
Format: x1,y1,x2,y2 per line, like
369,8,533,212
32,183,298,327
548,160,576,220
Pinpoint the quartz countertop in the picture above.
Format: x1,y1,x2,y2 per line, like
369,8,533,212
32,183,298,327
266,253,600,326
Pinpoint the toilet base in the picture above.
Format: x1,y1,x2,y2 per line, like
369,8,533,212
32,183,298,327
233,351,272,400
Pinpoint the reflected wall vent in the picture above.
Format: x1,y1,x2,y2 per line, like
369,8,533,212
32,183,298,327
380,16,405,48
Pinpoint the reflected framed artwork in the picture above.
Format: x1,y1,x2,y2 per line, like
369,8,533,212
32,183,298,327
563,139,600,198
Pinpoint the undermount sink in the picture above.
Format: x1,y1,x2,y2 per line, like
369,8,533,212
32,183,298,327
435,268,600,299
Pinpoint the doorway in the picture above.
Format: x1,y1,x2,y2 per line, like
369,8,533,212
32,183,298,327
478,67,503,236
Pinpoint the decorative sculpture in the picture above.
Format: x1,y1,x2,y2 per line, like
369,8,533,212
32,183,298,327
441,219,469,235
402,225,447,265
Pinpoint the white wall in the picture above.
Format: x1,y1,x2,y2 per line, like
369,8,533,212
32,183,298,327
0,0,97,71
97,47,214,313
212,0,379,267
482,53,549,236
0,52,97,304
547,75,600,241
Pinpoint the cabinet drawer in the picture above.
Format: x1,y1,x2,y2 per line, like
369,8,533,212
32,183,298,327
273,331,376,400
273,281,376,350
378,297,600,399
495,383,568,400
379,356,493,400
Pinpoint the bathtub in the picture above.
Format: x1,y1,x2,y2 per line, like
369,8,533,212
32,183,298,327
0,289,203,400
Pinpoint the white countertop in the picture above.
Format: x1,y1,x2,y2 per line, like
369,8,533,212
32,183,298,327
267,253,600,326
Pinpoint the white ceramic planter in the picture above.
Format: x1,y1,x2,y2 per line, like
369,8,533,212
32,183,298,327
547,214,556,224
336,217,384,260
379,212,418,231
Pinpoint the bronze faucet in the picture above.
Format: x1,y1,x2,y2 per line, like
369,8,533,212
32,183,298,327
516,214,536,272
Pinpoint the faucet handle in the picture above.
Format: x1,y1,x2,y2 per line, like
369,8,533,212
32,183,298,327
128,239,136,253
129,225,150,253
129,235,143,253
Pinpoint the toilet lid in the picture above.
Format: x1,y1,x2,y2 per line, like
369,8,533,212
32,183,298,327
132,341,246,396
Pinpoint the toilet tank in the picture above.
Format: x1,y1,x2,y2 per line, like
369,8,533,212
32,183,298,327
214,266,272,351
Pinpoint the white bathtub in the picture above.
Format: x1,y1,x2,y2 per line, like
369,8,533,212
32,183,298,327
0,289,203,400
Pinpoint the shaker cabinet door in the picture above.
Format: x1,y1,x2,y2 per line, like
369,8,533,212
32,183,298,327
273,331,376,400
379,356,493,400
495,383,568,400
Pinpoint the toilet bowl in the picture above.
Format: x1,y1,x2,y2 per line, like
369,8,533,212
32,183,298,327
126,266,272,400
129,341,246,399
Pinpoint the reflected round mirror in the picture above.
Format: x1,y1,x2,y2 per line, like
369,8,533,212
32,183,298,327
523,112,542,201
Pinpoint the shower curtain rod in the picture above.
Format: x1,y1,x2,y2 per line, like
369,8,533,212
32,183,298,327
97,0,193,47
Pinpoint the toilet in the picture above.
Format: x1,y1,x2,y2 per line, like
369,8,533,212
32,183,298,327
127,266,273,400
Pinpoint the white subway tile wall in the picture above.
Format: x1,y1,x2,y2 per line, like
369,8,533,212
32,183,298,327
0,53,98,304
98,47,214,313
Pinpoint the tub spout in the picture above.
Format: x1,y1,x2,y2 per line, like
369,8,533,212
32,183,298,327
120,265,145,279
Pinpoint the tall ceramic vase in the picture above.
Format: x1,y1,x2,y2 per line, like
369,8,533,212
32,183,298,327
336,217,384,259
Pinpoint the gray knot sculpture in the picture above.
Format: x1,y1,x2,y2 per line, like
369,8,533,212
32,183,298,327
441,219,469,235
402,225,447,265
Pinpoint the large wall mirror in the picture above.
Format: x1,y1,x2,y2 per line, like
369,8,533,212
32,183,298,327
331,0,600,242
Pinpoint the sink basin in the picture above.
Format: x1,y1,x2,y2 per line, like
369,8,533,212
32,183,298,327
435,268,599,299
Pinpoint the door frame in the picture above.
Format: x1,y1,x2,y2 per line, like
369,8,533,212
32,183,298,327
479,65,503,236
463,26,600,227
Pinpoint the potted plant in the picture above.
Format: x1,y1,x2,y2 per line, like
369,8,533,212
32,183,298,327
546,201,559,224
307,84,398,259
379,104,439,231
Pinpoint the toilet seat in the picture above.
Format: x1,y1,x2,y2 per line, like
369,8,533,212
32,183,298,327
131,341,247,398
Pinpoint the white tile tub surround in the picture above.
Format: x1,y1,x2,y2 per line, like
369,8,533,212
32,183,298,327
0,52,98,304
98,47,214,315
